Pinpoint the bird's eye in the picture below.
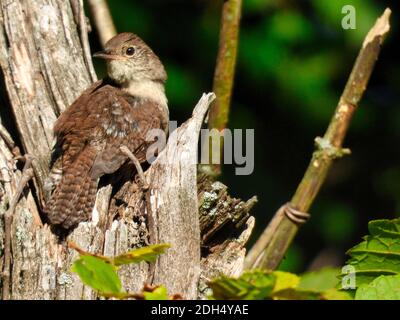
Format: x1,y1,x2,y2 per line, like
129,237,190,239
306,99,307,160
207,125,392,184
126,47,135,56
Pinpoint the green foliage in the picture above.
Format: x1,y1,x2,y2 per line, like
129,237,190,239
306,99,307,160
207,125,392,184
71,244,170,299
355,275,400,300
340,218,400,289
69,218,400,300
314,203,357,244
258,218,400,300
209,269,351,300
268,11,314,44
311,0,378,44
209,270,276,300
299,268,341,292
143,286,169,300
112,244,170,266
243,0,275,13
165,64,199,109
278,245,304,273
71,255,122,296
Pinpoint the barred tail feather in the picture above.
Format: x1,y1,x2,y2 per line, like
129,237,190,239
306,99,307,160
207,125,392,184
46,147,98,229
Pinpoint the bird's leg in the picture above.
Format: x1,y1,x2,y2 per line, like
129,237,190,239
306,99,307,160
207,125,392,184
119,145,149,191
282,202,310,225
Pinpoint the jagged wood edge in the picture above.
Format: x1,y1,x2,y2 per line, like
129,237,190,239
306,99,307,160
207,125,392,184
0,0,256,300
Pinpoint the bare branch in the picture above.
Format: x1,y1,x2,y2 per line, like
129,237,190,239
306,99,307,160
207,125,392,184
245,8,392,270
78,0,98,82
204,0,242,176
0,123,16,152
87,0,117,47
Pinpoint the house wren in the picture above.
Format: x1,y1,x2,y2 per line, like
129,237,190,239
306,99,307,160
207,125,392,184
45,33,168,229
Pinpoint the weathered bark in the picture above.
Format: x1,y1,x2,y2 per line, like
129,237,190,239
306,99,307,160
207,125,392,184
0,0,255,300
197,176,256,299
0,0,96,200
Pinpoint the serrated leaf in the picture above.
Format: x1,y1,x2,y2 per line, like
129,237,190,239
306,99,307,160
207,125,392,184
209,270,276,300
143,286,169,300
112,244,170,266
299,268,340,291
369,219,400,238
355,275,400,300
71,255,122,295
340,219,400,289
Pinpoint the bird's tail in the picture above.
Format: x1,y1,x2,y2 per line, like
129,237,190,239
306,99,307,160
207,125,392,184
46,146,98,229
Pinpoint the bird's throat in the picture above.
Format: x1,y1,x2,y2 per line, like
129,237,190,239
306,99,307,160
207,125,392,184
122,80,168,108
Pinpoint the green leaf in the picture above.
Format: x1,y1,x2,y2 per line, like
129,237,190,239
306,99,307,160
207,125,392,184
209,270,276,300
340,218,400,289
71,255,122,295
273,288,321,300
321,288,352,300
112,244,170,266
273,269,351,300
355,275,400,300
369,219,400,238
272,271,300,293
273,287,352,300
143,286,169,300
299,268,340,291
209,269,352,300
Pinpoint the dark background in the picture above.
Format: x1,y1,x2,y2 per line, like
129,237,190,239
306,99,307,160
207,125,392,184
89,0,400,273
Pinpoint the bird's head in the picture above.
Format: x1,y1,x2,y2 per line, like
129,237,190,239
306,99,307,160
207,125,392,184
93,33,167,85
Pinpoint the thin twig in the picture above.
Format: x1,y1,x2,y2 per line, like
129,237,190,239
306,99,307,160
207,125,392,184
119,145,155,284
87,0,117,47
120,146,148,190
0,123,15,151
77,0,98,82
2,155,35,300
119,146,153,240
205,0,242,177
68,241,111,262
0,123,20,158
245,8,392,270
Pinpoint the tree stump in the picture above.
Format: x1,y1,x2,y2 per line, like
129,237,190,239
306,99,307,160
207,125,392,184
0,0,255,300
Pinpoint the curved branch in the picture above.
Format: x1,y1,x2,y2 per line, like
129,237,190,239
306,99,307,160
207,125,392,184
245,8,392,270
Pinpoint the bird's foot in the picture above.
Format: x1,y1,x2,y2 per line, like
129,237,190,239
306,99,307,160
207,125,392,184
120,145,149,192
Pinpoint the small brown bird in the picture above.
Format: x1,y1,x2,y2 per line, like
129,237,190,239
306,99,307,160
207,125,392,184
45,33,169,229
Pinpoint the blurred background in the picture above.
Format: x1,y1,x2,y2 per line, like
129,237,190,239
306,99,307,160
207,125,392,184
88,0,400,273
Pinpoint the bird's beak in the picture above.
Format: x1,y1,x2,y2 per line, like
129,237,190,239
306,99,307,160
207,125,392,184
93,49,122,60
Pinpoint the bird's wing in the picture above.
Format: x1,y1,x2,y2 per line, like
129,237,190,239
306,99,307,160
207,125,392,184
52,79,106,169
89,93,167,179
53,82,167,178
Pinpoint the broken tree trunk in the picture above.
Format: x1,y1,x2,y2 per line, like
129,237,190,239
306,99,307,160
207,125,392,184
0,0,255,300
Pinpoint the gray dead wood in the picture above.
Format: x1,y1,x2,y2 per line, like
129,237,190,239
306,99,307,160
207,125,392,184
0,0,255,300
